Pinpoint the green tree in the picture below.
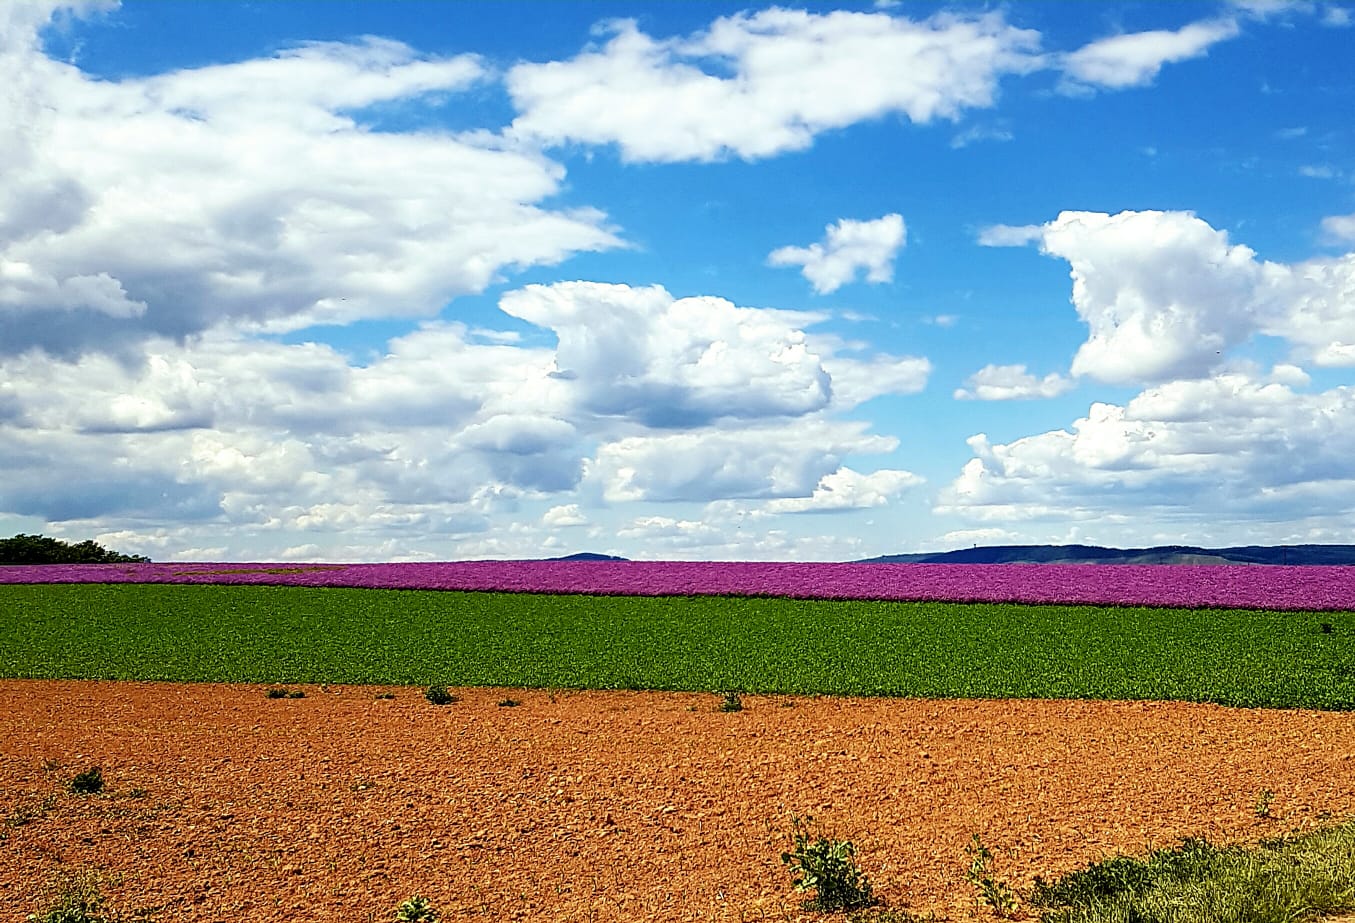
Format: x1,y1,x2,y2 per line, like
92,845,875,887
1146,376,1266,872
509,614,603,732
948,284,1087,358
0,534,150,564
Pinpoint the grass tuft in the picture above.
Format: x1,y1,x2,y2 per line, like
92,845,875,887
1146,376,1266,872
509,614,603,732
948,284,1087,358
67,766,103,795
424,685,455,706
27,870,109,923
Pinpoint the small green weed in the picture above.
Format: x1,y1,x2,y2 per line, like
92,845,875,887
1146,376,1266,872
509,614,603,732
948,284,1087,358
265,687,305,699
27,870,109,923
719,690,743,712
965,834,1017,917
374,692,396,700
424,685,456,705
394,894,439,922
1254,788,1275,818
497,697,521,707
68,766,104,795
781,814,876,912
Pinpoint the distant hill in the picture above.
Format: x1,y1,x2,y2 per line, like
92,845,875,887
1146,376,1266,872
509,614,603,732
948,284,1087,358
546,552,629,562
856,544,1355,566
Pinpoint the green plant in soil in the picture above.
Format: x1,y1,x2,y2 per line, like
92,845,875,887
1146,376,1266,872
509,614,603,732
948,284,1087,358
719,690,743,712
1254,788,1275,818
394,894,439,922
67,766,103,795
965,833,1018,917
781,814,875,912
424,684,455,705
27,871,109,923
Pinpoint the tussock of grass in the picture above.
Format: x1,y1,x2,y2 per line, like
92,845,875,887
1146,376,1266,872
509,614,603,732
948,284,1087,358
1031,820,1355,923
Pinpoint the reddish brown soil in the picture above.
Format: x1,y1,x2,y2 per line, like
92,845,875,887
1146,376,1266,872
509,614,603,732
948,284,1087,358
3,681,1354,922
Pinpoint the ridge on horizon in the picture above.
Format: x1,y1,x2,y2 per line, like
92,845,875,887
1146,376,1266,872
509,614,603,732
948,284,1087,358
854,543,1355,566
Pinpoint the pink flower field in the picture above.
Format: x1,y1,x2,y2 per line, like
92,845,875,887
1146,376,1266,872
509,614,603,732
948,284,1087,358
3,560,1354,611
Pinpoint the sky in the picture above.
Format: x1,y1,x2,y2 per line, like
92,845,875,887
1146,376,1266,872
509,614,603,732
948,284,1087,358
1,0,1353,562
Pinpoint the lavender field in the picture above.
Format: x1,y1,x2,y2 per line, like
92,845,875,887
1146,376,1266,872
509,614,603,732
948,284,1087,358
3,560,1354,610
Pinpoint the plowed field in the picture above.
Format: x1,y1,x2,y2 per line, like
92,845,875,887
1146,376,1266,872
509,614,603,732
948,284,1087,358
4,680,1354,921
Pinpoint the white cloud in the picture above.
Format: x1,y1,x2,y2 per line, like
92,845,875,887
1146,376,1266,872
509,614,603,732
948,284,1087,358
0,272,932,557
588,420,898,504
1323,6,1353,25
766,467,922,513
1321,213,1355,244
612,510,872,561
991,209,1355,382
541,504,587,527
1059,18,1240,91
950,124,1014,148
938,369,1355,539
1019,211,1273,385
500,282,835,426
0,5,622,357
1271,252,1355,366
1300,164,1340,179
768,214,906,294
954,364,1074,400
1228,0,1315,17
507,9,1041,163
977,223,1044,247
816,350,931,408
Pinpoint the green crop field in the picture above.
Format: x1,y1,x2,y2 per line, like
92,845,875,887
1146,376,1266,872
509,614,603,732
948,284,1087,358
2,583,1353,709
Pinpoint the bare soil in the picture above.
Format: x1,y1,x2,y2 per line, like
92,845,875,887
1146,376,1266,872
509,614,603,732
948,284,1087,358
3,680,1354,922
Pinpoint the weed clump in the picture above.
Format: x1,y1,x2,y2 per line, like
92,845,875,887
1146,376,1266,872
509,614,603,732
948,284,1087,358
27,871,109,923
718,690,743,712
965,833,1017,917
395,894,439,922
67,766,104,795
781,814,875,912
424,685,456,706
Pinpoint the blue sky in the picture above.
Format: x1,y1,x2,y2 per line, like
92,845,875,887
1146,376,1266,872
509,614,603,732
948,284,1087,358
2,0,1354,561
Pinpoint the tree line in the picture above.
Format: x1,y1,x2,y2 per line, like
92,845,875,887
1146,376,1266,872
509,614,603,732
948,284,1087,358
0,534,150,564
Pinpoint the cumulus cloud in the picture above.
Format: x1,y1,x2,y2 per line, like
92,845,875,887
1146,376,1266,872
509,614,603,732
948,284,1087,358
0,272,931,557
1273,252,1355,366
588,420,899,504
991,211,1267,385
541,504,587,527
1045,210,1271,384
768,214,906,294
938,369,1355,537
954,364,1074,400
765,467,922,513
0,5,621,357
500,281,928,425
1059,18,1241,91
507,9,1041,162
989,209,1355,382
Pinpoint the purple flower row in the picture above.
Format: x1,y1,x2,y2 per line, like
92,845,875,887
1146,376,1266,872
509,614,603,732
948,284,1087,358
2,560,1354,610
